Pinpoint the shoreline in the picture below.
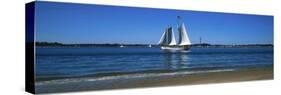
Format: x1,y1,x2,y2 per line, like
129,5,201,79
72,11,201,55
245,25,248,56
35,42,273,48
35,65,273,82
35,46,274,49
35,66,273,93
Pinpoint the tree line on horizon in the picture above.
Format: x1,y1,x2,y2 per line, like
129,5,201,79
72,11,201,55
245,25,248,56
35,42,273,47
35,42,153,47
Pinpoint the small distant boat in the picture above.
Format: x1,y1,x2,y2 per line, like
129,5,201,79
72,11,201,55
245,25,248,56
120,45,124,48
158,16,191,50
148,44,152,48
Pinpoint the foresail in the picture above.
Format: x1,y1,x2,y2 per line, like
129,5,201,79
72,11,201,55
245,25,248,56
158,29,168,45
178,23,191,45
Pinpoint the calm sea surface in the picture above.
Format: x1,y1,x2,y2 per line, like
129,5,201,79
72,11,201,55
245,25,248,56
35,47,273,81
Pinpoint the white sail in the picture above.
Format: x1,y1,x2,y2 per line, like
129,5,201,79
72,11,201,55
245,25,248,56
178,23,191,46
167,27,177,46
158,28,168,45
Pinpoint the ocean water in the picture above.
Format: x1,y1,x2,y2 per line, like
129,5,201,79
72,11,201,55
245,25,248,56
35,47,273,82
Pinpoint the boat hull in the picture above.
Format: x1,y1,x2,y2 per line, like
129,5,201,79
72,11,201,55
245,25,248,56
160,45,190,50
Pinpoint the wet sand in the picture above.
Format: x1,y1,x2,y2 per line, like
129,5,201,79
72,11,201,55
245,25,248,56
35,67,273,94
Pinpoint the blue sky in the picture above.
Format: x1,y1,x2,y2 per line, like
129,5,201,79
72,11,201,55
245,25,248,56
35,1,273,45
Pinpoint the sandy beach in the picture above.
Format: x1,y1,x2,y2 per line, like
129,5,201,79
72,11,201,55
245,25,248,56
35,66,273,93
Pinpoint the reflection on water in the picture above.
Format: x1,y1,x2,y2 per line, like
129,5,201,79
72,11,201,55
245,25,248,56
161,50,191,70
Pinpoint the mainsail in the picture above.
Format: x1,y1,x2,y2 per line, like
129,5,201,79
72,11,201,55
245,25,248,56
178,22,191,46
167,27,177,46
159,27,177,46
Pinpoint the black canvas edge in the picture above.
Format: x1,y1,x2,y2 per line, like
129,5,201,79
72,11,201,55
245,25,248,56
25,1,35,94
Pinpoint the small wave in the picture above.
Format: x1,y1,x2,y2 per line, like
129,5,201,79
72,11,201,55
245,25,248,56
36,69,235,86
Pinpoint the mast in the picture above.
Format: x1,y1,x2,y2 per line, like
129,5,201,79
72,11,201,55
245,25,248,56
200,37,202,44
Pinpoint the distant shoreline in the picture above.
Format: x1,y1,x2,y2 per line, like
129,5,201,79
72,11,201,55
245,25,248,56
34,42,273,48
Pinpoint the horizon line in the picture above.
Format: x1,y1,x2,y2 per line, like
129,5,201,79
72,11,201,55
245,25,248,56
35,41,273,45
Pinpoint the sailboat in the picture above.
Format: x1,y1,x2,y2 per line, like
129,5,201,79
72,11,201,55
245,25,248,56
158,17,191,50
120,45,125,48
